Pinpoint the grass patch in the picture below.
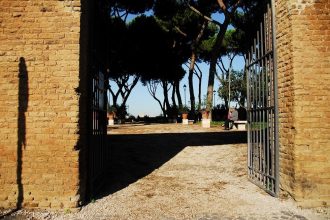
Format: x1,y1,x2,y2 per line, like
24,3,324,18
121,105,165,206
195,120,224,127
211,121,225,126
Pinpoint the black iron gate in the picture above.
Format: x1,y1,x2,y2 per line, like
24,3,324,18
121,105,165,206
86,0,111,197
246,0,279,196
89,68,108,196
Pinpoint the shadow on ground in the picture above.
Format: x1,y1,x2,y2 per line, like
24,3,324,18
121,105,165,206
96,131,247,199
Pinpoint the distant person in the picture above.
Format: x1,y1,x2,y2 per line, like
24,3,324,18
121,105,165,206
238,106,247,120
224,107,238,130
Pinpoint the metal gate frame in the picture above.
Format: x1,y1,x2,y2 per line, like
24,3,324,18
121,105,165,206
246,0,279,196
86,0,110,198
88,67,108,197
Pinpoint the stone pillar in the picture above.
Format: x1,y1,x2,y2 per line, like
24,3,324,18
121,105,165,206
0,0,88,209
276,0,330,207
202,119,211,128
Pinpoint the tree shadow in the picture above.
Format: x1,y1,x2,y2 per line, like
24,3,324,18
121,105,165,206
96,131,246,199
17,57,29,209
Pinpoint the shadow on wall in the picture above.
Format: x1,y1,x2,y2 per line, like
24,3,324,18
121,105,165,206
96,131,247,200
17,57,29,209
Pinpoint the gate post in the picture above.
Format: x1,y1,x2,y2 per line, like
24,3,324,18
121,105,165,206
0,0,89,209
275,0,330,207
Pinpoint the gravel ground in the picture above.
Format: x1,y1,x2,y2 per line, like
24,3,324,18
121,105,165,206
2,123,329,220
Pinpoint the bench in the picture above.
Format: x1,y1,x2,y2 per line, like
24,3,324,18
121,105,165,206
233,120,247,130
183,119,195,125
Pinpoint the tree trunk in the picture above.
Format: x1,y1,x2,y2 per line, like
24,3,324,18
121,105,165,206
198,74,202,110
224,97,228,109
189,21,207,112
207,59,217,117
121,76,139,107
109,87,119,107
239,97,245,107
194,63,203,110
162,80,171,117
188,52,196,112
152,96,166,117
175,81,183,109
146,81,166,117
171,82,177,108
206,18,230,119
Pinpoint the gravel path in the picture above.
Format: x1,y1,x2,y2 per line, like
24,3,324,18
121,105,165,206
2,123,329,220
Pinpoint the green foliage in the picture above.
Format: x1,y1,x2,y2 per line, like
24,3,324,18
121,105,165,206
154,0,216,63
109,0,154,15
107,103,128,119
107,104,117,113
231,1,269,54
153,0,183,21
218,70,246,106
107,17,130,79
200,28,245,61
179,105,190,114
128,15,186,83
115,104,128,119
210,121,224,127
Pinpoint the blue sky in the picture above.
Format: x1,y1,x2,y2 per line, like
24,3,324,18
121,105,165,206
109,11,245,117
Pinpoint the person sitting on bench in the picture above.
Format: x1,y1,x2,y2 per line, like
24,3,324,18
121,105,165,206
224,107,238,130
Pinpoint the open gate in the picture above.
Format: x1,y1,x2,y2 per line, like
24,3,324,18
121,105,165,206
88,67,108,197
86,0,110,198
246,0,279,196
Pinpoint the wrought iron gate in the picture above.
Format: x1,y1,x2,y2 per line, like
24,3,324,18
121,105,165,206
89,68,108,196
246,1,279,196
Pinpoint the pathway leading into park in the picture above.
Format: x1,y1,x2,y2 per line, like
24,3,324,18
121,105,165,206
5,123,330,220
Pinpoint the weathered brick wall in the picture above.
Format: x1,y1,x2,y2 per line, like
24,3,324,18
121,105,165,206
276,0,296,200
276,0,330,207
0,0,88,209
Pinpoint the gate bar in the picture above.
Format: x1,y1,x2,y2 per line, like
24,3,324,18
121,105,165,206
271,0,279,196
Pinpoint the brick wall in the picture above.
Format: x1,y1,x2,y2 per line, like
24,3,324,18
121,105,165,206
0,0,88,209
276,0,330,207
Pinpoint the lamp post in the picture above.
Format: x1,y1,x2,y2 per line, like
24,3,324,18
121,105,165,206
183,84,187,106
213,90,216,107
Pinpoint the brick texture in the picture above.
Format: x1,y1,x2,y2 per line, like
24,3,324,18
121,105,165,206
0,0,88,209
276,0,330,207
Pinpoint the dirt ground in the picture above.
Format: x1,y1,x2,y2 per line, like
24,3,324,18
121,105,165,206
2,123,330,220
